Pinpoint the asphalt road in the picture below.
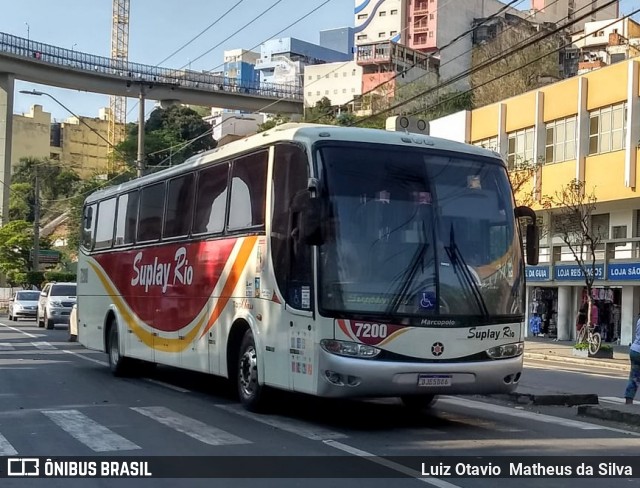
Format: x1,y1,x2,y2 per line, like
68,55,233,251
0,318,639,488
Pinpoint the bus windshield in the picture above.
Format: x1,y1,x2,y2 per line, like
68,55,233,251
317,143,523,322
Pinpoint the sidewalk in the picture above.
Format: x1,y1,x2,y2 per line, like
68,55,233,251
524,336,630,371
519,337,640,427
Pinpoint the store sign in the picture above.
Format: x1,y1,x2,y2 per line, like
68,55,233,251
525,265,550,281
554,263,604,281
607,262,640,281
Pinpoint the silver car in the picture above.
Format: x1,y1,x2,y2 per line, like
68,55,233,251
8,290,40,321
37,282,77,330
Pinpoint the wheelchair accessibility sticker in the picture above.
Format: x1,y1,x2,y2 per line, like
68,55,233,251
419,291,436,311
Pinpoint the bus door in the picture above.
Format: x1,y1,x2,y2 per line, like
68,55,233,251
270,143,315,392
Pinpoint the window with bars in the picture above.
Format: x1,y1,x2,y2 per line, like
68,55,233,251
588,102,627,155
473,136,498,152
545,116,577,164
507,127,534,170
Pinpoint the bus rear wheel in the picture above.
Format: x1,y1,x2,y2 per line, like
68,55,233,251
107,323,131,377
237,329,266,411
401,394,438,411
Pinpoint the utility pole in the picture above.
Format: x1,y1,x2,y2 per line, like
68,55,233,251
32,164,40,272
137,86,145,177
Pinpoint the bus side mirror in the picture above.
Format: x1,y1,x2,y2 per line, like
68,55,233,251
526,223,539,266
515,206,539,266
299,198,323,245
291,191,323,246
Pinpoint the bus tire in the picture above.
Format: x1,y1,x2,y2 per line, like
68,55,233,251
237,329,265,411
107,322,130,377
401,394,438,411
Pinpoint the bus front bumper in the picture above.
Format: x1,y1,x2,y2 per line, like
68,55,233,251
316,349,523,398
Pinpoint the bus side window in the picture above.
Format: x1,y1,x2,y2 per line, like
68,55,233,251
193,163,230,235
137,183,165,242
228,151,268,231
82,203,97,249
271,144,311,310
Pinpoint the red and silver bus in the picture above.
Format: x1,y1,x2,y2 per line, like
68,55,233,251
77,123,538,411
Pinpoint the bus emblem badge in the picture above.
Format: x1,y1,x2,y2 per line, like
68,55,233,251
431,342,444,356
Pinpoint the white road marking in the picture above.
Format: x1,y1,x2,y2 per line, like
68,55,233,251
132,406,251,446
0,343,15,351
600,397,638,405
324,440,461,488
215,403,347,441
440,397,640,436
0,432,18,455
0,323,37,338
32,342,56,350
63,349,108,367
42,409,141,452
143,378,190,393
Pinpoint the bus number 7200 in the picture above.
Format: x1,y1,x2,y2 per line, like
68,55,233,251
354,322,389,339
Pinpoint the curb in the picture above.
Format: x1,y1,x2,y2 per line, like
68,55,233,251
524,352,629,371
491,392,599,406
577,405,640,425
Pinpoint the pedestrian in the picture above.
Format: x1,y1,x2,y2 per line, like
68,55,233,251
624,312,640,404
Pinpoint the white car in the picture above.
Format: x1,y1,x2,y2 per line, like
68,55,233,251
8,290,40,321
37,282,77,330
69,304,78,342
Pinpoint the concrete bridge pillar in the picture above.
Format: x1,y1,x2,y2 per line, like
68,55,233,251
0,73,14,224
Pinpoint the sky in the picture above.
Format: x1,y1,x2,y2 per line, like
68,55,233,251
1,0,354,122
0,0,638,123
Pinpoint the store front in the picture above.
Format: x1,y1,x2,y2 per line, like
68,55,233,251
529,286,558,338
579,287,622,343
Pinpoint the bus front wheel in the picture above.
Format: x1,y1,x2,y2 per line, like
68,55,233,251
237,329,265,411
401,394,438,411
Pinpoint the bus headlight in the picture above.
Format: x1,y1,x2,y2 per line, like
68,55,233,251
486,342,524,359
320,339,381,359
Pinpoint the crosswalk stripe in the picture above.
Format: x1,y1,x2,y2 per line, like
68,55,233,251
42,410,141,452
0,432,18,455
215,404,347,441
0,343,15,351
32,342,56,350
131,406,251,446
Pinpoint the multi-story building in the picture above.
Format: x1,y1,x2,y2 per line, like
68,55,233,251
222,49,260,86
12,104,51,166
256,38,351,86
304,61,363,108
568,17,640,75
203,110,265,145
354,0,405,45
11,105,119,177
49,108,116,177
531,0,620,33
355,40,439,112
430,58,640,346
320,27,355,55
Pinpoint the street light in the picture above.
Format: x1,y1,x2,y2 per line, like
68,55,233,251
24,22,29,42
72,43,77,52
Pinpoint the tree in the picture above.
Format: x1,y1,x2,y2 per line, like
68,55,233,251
546,179,601,339
0,220,52,284
115,105,217,170
471,21,564,107
12,157,80,204
257,114,291,132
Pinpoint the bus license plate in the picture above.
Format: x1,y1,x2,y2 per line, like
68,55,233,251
417,374,452,387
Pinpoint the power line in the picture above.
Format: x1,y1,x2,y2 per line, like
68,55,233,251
156,0,246,67
405,7,640,121
304,0,526,124
353,0,617,126
181,0,285,70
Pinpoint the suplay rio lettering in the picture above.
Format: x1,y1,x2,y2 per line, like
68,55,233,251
467,326,515,341
131,247,194,293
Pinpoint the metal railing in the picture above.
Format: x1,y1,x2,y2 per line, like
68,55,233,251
0,32,303,101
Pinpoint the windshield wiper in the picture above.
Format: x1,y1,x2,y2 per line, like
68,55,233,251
445,225,490,317
385,219,430,315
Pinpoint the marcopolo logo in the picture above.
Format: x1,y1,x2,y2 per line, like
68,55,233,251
467,326,515,341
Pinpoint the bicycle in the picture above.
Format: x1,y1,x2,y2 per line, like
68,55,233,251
576,323,601,355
